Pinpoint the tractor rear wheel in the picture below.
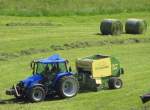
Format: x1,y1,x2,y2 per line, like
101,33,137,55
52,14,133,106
108,77,123,89
57,76,79,98
28,86,46,102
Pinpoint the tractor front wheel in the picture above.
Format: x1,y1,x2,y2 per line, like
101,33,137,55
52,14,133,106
28,86,46,102
108,77,123,89
57,76,79,98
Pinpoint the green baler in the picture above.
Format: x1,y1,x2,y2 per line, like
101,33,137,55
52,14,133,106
76,54,124,91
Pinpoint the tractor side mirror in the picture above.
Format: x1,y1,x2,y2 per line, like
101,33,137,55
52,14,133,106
30,61,35,75
30,61,34,69
30,60,36,70
69,66,72,72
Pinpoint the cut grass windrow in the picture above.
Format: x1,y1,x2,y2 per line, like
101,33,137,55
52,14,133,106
0,37,150,61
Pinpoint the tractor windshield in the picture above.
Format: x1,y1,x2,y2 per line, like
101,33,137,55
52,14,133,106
36,63,51,75
33,62,68,75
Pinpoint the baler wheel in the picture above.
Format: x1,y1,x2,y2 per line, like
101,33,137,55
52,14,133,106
108,77,123,89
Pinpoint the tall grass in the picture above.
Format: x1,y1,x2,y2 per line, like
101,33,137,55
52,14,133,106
0,0,150,16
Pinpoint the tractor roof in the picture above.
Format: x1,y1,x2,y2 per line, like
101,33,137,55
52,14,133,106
38,54,66,64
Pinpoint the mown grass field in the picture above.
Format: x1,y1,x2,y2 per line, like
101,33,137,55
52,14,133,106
0,12,150,110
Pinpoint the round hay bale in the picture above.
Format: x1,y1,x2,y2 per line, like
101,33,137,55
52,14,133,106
100,19,123,35
125,19,147,34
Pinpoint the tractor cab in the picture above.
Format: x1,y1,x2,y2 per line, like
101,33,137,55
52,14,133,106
31,55,69,81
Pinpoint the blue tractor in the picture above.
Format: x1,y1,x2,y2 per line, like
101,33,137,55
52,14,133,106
6,54,79,102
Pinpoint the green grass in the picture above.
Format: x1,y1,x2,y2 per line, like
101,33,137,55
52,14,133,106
0,12,150,110
1,43,150,110
0,0,150,16
0,12,149,54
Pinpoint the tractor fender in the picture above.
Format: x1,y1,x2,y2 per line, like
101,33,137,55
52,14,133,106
52,72,73,88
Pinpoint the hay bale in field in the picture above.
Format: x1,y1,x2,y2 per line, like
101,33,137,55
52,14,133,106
100,19,123,35
125,19,147,34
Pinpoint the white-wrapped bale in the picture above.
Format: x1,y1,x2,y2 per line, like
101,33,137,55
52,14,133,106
125,19,147,34
100,19,123,35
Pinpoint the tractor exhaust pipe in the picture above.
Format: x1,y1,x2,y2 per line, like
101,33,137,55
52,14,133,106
140,93,150,104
